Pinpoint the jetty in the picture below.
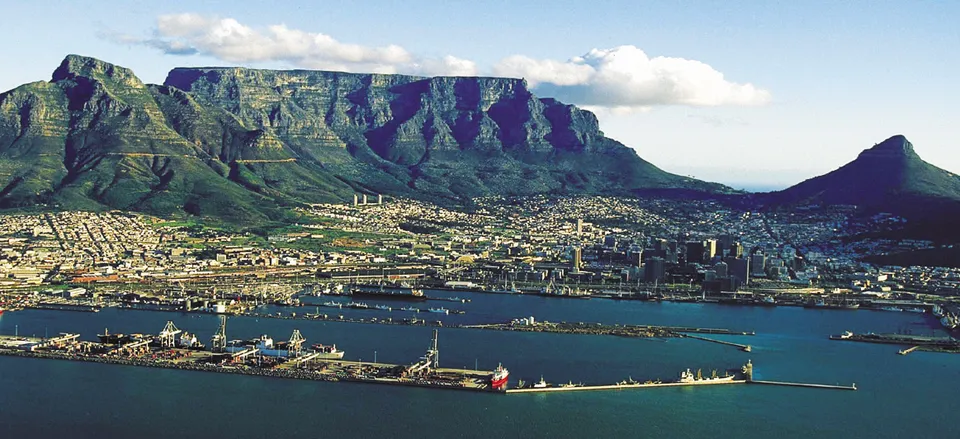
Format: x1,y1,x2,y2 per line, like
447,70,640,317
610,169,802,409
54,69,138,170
506,379,746,394
676,333,753,352
748,380,857,391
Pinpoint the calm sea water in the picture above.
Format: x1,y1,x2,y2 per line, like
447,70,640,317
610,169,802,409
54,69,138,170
1,292,958,439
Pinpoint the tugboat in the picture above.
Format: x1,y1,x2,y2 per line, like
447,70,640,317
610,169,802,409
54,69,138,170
533,376,549,388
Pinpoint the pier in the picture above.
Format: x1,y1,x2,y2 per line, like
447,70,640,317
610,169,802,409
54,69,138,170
898,346,920,356
748,380,857,391
676,333,753,352
505,379,747,394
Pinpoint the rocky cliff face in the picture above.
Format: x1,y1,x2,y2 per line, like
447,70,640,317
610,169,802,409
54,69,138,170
0,55,728,222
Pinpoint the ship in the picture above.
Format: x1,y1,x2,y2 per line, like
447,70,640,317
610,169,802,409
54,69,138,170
677,368,735,383
225,335,344,359
490,363,509,390
349,282,426,301
97,328,131,344
532,376,548,388
310,343,345,359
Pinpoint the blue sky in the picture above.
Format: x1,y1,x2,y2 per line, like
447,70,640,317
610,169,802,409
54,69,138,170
3,0,957,190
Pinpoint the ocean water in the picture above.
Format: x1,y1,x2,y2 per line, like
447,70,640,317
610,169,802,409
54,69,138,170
1,294,957,439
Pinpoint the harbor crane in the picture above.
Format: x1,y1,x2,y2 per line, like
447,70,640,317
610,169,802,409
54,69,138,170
287,329,305,357
211,315,227,353
159,321,182,348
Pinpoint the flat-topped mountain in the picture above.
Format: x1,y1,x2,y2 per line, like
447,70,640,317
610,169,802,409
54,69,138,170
0,55,728,222
764,135,960,223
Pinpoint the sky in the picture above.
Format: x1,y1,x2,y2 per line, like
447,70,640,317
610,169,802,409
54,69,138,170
2,0,957,191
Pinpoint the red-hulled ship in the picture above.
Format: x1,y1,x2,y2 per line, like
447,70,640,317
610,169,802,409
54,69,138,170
490,363,509,390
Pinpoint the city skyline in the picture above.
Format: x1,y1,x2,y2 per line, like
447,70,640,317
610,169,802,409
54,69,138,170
2,1,957,190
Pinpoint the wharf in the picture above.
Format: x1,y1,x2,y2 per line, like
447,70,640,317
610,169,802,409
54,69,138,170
748,380,857,391
505,379,746,394
27,303,101,312
0,348,498,393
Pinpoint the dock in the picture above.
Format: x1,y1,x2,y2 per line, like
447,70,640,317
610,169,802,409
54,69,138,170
676,333,753,352
748,380,857,391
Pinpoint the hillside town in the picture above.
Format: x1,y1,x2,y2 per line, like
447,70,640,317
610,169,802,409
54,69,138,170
0,196,957,299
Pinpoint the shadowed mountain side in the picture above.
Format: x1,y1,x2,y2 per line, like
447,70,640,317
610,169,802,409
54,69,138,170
758,135,960,240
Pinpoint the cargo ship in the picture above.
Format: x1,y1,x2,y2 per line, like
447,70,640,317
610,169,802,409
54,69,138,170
349,282,426,301
97,329,131,344
678,368,735,383
490,363,509,390
225,335,344,359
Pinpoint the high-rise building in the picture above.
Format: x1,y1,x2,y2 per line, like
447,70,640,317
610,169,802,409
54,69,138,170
576,218,583,236
685,241,705,264
377,194,383,205
572,247,583,271
729,242,743,258
353,194,359,206
654,238,670,252
724,257,750,285
644,257,666,284
750,253,767,276
705,239,718,260
714,261,728,278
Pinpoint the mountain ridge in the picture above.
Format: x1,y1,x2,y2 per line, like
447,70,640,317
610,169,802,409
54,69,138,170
0,54,731,223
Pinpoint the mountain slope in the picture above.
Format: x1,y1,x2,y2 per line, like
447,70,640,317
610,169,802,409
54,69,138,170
763,135,960,223
0,54,732,223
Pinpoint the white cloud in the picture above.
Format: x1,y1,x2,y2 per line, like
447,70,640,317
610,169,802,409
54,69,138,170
494,45,771,109
118,13,471,76
414,55,478,77
109,16,770,109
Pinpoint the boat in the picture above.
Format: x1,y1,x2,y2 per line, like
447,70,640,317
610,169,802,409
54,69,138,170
559,381,581,388
347,302,369,309
678,368,735,383
428,307,449,315
321,301,343,309
374,304,392,311
349,283,426,301
400,306,420,312
0,307,5,315
941,316,959,330
879,306,902,312
490,363,510,390
97,329,131,344
759,296,777,306
933,304,944,318
311,343,345,359
532,376,548,388
903,307,926,313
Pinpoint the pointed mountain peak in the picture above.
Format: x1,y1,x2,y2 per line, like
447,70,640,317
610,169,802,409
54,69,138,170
857,134,918,160
52,54,144,88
